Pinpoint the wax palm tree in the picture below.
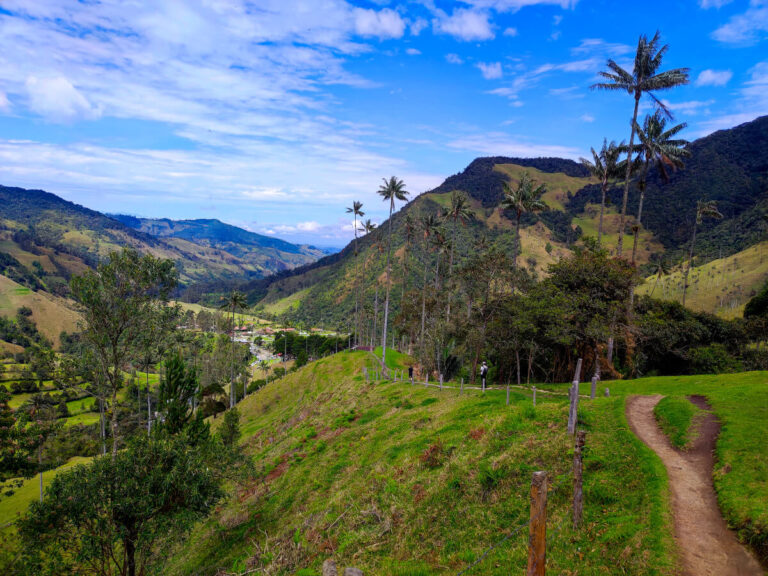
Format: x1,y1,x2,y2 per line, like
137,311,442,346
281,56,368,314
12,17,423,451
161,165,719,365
377,176,409,370
631,111,690,263
444,190,474,322
401,213,418,306
501,172,548,269
419,213,439,349
648,254,670,298
346,201,364,346
359,219,377,347
220,290,247,408
592,31,689,257
580,139,626,246
682,200,723,306
258,359,270,388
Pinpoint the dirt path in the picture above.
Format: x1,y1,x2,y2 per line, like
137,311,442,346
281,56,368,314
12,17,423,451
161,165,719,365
626,395,764,576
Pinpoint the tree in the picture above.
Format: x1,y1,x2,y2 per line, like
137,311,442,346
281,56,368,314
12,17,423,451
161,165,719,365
70,248,178,457
158,352,198,436
682,200,723,306
377,176,409,371
501,172,548,269
219,407,241,448
648,254,670,298
444,190,475,322
0,388,39,493
593,31,689,257
358,219,377,348
579,139,626,246
346,201,365,346
419,213,439,350
220,290,248,408
18,435,222,576
631,110,689,264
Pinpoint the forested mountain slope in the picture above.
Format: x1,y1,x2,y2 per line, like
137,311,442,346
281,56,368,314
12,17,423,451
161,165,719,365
246,116,768,325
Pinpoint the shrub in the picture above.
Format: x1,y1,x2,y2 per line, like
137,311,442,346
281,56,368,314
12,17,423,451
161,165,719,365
690,344,741,374
247,379,267,394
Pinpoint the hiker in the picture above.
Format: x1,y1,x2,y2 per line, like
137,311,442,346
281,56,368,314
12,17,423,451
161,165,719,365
480,361,489,391
408,365,413,382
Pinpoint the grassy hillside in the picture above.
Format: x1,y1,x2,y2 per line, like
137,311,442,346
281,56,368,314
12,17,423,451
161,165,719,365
165,351,677,575
636,240,768,318
0,274,80,347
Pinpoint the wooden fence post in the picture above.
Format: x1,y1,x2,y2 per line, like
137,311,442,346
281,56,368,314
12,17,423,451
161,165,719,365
590,375,597,400
573,430,586,529
533,386,536,407
439,374,443,390
527,471,548,576
425,374,429,387
604,388,610,397
568,358,582,435
460,377,464,394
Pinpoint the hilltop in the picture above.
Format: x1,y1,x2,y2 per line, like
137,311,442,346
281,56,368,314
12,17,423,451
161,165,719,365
245,116,768,325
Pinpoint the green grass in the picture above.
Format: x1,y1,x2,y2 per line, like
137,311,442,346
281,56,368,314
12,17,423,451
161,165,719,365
0,456,92,527
65,395,96,415
653,396,701,449
561,371,768,563
63,412,100,427
165,351,675,575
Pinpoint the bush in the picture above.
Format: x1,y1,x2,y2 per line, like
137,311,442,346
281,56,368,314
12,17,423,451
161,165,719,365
247,379,267,394
690,344,741,374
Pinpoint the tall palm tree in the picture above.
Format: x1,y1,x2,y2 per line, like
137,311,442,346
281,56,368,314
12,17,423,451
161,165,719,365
419,213,438,350
580,139,626,246
444,190,474,322
377,176,409,371
400,213,417,307
631,111,690,264
501,172,548,269
592,31,689,257
220,290,248,408
258,359,270,388
346,201,364,346
648,254,670,298
682,200,723,306
359,219,377,347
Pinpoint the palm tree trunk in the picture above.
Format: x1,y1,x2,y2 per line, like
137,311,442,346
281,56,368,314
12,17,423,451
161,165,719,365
514,213,521,269
381,201,395,371
447,217,457,322
631,161,650,265
420,258,427,350
353,216,359,347
230,307,235,408
682,222,698,307
597,181,607,246
617,94,641,257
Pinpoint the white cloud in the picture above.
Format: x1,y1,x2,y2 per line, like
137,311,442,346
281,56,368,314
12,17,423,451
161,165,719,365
459,0,578,12
409,17,429,35
0,91,10,111
477,62,503,79
660,99,716,115
571,38,632,57
433,9,495,41
353,8,405,39
696,69,733,86
503,27,518,37
447,132,582,159
712,5,768,44
406,48,421,55
580,114,594,122
445,53,464,65
699,0,734,7
696,61,768,134
25,76,101,123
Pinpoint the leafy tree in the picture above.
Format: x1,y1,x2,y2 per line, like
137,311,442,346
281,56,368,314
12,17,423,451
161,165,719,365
18,435,222,576
682,200,723,306
70,248,178,457
0,388,40,494
377,176,409,371
346,200,365,346
501,171,548,269
580,139,626,245
648,254,670,298
593,30,689,257
631,110,689,264
219,407,240,448
744,278,768,319
220,290,248,408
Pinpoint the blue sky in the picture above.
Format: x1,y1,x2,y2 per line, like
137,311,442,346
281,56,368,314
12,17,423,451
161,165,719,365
0,0,766,246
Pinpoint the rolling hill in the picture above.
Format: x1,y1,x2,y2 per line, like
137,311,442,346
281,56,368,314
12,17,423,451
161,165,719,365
246,116,768,325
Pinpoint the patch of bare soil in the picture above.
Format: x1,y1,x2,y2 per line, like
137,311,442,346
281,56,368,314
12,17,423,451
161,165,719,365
626,395,764,576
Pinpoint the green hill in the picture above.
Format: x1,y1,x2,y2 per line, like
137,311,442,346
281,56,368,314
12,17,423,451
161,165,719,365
162,351,676,575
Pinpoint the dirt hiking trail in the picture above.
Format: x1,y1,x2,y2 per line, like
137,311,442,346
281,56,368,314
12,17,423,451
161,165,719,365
626,394,764,576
